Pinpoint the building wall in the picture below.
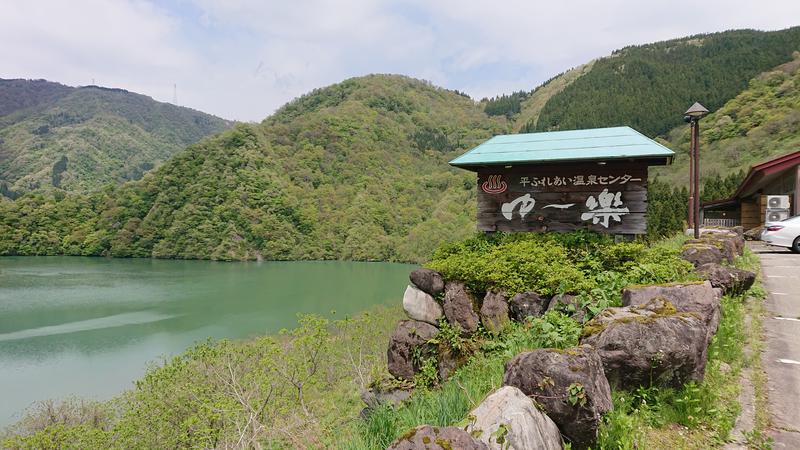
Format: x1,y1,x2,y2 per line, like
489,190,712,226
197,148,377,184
741,199,761,230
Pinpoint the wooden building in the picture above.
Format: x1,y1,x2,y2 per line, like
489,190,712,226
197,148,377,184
449,126,674,235
702,150,800,229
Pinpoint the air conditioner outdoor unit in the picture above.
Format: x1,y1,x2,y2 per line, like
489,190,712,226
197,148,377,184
766,209,790,222
767,195,791,209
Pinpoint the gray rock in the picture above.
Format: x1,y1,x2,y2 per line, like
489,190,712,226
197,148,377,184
480,291,510,333
547,294,585,322
744,226,764,241
622,281,721,343
387,425,489,450
697,263,756,297
681,243,724,267
387,320,438,380
410,268,445,296
581,298,709,389
443,281,480,335
438,352,456,381
403,285,444,325
509,291,549,321
503,346,612,449
701,229,745,256
466,386,563,450
360,387,412,410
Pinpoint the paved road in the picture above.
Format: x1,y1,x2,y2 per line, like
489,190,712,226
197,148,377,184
751,242,800,448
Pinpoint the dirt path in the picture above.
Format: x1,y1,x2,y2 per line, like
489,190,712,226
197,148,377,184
750,241,800,448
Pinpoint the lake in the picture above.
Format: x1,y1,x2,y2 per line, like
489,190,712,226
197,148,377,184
0,256,414,427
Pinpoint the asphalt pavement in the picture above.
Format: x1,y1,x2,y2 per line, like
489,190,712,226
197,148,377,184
751,241,800,448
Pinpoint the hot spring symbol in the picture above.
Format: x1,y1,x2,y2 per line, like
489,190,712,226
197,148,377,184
481,174,507,194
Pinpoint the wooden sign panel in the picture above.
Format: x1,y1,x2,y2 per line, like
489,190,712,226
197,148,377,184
477,162,648,234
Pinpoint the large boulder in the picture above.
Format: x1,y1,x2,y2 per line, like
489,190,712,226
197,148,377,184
699,236,737,263
443,282,480,335
403,285,444,325
480,291,510,333
410,268,445,296
509,291,549,321
680,242,724,267
686,232,742,264
387,425,488,450
466,386,563,450
621,281,721,343
503,346,612,449
581,298,709,389
701,228,745,256
387,320,439,380
697,263,756,296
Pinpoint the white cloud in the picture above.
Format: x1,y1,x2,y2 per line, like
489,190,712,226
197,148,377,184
2,0,800,121
0,1,191,88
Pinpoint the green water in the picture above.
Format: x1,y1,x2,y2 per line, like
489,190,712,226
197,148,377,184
0,256,413,426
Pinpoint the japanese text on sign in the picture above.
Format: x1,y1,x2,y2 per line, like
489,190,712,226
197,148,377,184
519,174,641,188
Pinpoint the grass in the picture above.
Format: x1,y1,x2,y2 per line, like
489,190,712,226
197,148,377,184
346,238,763,449
593,245,767,449
4,233,763,449
343,314,582,449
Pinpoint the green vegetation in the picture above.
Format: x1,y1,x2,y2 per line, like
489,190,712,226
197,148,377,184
427,231,695,304
653,51,800,191
534,27,800,137
0,79,231,196
349,236,758,449
597,249,766,449
1,232,761,449
2,306,403,449
516,62,595,132
0,75,506,262
4,29,800,260
482,91,529,118
346,311,583,450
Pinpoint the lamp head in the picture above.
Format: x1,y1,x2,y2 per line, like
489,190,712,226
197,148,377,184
684,102,709,119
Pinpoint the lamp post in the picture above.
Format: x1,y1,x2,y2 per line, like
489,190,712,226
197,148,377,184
684,102,709,239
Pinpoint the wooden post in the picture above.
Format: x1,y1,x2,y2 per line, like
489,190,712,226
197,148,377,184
688,121,696,231
693,119,701,238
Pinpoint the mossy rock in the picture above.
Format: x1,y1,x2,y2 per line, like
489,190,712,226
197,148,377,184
387,425,488,449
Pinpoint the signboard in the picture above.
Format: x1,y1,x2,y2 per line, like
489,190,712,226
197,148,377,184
477,162,648,234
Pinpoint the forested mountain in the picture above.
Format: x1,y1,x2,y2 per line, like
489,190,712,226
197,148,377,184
529,27,800,136
0,79,231,197
1,28,799,262
0,75,505,262
653,52,800,188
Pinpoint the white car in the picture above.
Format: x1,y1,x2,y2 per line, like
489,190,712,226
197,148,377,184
761,215,800,253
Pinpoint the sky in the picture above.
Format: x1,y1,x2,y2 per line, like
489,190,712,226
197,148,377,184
2,1,799,122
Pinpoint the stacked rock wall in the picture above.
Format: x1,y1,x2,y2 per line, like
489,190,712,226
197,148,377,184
381,227,756,449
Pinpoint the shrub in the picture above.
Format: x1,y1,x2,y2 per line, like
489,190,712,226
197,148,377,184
426,234,588,296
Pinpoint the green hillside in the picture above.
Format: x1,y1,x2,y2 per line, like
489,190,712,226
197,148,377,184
0,75,505,262
0,79,232,197
2,29,800,262
652,52,800,192
532,27,800,136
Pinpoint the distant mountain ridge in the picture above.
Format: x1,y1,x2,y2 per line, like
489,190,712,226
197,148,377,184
0,78,232,197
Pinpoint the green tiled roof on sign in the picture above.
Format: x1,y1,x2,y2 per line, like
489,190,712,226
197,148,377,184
449,126,674,169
